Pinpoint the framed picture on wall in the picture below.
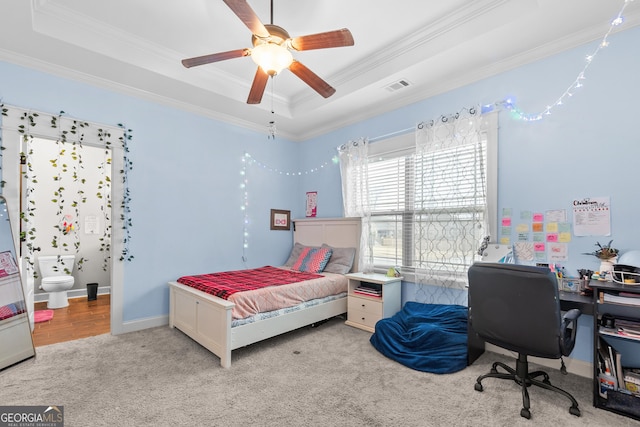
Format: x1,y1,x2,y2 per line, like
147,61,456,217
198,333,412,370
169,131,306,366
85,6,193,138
306,191,317,217
270,209,291,231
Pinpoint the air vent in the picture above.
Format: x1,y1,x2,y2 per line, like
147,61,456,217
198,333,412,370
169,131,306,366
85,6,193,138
384,79,412,92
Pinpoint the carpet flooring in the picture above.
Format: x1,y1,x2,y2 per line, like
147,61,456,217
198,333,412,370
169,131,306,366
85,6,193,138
1,317,639,426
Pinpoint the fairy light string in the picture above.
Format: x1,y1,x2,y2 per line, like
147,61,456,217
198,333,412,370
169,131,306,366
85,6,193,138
485,0,635,121
240,154,250,263
240,0,636,255
240,152,338,258
243,152,337,175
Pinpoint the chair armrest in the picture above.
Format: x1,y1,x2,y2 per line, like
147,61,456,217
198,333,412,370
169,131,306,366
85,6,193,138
563,308,580,322
560,308,581,356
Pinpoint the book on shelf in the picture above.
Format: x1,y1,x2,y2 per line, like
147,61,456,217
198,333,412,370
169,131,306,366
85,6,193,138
600,318,640,340
616,319,640,338
618,329,640,339
619,292,640,299
610,344,624,389
600,292,640,306
607,341,617,384
623,369,640,395
353,286,381,297
598,343,617,396
600,327,640,341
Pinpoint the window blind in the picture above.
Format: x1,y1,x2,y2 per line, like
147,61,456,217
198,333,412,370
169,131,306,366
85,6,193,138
367,112,497,285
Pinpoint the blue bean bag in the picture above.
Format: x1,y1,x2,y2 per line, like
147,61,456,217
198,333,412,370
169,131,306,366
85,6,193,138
370,302,468,374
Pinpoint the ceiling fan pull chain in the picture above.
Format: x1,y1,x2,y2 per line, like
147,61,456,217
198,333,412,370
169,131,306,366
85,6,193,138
270,76,275,114
268,76,276,139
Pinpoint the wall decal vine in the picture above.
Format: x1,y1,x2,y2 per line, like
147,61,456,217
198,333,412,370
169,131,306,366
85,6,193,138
20,134,37,277
0,104,134,277
118,124,133,262
97,127,113,270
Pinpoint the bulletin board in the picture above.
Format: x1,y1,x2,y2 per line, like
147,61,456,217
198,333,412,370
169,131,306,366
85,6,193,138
500,196,611,264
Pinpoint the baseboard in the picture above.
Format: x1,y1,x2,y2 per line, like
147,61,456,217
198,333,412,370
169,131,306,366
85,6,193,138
117,314,169,335
34,286,111,303
484,343,593,379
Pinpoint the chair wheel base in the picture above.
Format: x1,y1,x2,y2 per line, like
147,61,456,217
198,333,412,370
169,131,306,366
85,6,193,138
474,355,581,420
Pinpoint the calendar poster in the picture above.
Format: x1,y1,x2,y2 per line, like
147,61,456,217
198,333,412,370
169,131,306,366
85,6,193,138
572,196,611,236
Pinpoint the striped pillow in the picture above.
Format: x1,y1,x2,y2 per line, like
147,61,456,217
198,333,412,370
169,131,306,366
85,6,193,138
291,247,333,273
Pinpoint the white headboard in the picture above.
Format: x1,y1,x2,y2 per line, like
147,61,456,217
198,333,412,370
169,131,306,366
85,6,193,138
292,217,361,273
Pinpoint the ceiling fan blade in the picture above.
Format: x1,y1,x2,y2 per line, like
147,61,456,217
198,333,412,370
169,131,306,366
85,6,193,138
247,68,269,104
182,49,249,68
289,29,354,51
288,60,336,98
223,0,270,38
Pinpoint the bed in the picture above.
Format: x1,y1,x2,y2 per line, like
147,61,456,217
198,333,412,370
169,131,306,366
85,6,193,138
168,217,361,367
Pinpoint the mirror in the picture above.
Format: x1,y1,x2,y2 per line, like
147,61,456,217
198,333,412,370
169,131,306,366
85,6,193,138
0,195,35,370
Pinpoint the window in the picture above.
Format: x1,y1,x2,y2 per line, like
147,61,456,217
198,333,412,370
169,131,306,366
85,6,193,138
367,111,497,287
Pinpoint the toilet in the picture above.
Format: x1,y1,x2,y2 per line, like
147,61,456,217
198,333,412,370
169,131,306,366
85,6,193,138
38,255,76,309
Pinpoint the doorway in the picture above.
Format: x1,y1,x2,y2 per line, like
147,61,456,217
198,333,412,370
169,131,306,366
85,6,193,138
24,137,112,303
24,137,112,341
0,105,126,336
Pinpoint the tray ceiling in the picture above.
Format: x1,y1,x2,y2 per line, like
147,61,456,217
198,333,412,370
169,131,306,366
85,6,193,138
0,0,638,140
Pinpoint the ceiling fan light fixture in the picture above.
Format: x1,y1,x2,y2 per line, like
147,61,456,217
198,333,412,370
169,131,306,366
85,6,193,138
251,43,293,76
182,1,353,103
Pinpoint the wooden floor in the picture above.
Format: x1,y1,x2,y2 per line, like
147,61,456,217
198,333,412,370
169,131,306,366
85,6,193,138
32,294,110,347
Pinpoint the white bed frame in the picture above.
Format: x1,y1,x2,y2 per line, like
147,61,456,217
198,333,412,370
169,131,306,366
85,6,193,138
168,217,361,368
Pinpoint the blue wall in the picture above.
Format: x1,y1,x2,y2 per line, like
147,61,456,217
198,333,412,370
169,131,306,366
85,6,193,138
297,26,640,363
0,63,300,322
300,27,640,271
1,24,639,364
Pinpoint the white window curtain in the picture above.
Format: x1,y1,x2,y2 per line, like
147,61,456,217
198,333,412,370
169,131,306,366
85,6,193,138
338,138,373,273
414,106,488,303
339,109,497,305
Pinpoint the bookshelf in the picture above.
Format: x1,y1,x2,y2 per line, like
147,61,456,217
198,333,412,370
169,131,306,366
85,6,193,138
590,281,640,421
344,272,402,332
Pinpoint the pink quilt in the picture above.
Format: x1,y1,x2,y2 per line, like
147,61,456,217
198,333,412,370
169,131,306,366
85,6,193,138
177,266,347,319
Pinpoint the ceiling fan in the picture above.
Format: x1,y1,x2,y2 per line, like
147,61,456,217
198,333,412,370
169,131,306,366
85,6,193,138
181,0,354,104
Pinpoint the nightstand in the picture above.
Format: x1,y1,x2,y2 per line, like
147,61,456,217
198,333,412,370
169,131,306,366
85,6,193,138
344,272,402,332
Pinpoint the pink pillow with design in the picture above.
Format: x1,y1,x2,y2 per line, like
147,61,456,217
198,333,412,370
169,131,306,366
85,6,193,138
291,247,333,273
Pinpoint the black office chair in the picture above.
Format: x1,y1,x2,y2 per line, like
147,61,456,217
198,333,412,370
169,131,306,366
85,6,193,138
467,262,581,419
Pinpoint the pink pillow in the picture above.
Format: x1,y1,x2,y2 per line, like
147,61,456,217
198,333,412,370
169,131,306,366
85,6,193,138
291,247,333,273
